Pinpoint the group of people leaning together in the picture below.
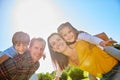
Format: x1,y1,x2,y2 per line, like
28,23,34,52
0,22,120,80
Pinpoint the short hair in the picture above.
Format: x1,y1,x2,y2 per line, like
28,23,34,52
12,31,30,45
29,37,46,49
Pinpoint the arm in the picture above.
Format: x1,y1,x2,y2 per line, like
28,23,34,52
88,73,98,80
54,65,63,80
104,46,120,61
78,32,104,49
54,72,61,80
99,40,117,47
78,32,117,48
3,46,18,58
78,32,103,45
0,54,9,64
95,32,117,46
0,46,17,64
54,76,60,80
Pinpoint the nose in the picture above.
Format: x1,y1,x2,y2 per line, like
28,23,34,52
38,49,44,55
19,45,25,51
67,34,71,39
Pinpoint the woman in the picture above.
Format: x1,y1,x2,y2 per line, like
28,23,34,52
47,33,120,80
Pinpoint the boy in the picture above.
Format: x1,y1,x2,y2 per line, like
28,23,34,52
0,31,30,64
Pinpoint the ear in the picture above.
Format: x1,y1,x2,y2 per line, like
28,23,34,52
52,47,56,52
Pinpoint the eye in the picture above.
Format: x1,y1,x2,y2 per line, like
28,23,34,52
40,48,44,52
51,42,55,47
68,30,72,33
15,44,20,47
34,46,39,49
57,38,60,41
63,34,67,37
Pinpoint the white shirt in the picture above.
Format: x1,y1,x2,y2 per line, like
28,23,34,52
77,32,104,50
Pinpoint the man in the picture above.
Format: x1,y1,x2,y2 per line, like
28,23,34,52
0,37,46,80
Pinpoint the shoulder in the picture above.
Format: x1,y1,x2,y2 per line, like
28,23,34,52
36,62,40,68
31,62,40,70
3,46,18,57
78,31,89,38
79,30,85,33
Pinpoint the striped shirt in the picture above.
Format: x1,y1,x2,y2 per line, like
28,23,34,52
0,51,39,80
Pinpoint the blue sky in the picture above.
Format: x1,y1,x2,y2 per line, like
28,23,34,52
54,0,120,41
0,0,120,74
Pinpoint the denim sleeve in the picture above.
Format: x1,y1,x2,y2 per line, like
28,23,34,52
0,51,5,57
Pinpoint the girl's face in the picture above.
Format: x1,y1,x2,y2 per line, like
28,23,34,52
59,26,76,43
49,34,67,53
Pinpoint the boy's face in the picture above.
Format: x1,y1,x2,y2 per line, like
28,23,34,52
14,43,28,54
59,26,76,43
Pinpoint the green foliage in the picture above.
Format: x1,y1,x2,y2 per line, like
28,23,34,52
60,71,68,80
37,41,120,80
37,72,53,80
113,43,120,50
37,66,88,80
51,71,56,78
68,67,85,80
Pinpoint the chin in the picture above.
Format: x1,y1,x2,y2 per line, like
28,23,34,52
36,58,40,61
69,41,73,43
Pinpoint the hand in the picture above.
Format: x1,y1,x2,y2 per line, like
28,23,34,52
54,77,60,80
88,73,98,80
105,40,117,46
100,40,117,47
99,41,106,47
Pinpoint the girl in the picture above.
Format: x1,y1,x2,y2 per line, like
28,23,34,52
57,22,120,61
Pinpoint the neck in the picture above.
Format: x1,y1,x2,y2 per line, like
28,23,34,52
67,40,76,45
63,46,76,57
62,46,70,56
69,42,77,48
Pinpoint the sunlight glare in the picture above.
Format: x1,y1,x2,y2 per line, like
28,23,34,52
12,0,67,73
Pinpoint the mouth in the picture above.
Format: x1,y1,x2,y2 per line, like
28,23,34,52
18,51,24,54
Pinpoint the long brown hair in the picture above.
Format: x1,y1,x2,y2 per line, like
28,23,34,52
47,33,69,70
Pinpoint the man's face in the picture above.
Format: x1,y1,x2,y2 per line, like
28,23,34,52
29,40,45,62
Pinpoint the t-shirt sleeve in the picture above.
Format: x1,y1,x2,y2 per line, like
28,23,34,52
3,46,18,58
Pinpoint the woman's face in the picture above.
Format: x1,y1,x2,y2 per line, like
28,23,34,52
49,34,67,53
59,26,76,43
